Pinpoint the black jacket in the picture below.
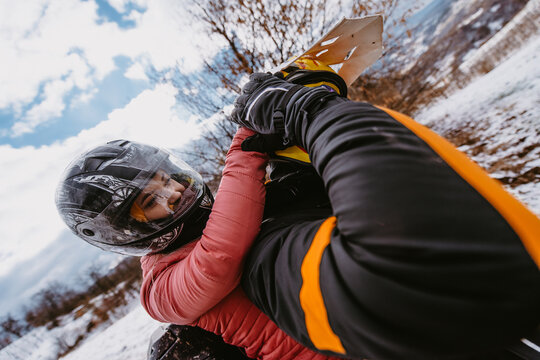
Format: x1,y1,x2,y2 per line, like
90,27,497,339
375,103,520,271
242,97,540,360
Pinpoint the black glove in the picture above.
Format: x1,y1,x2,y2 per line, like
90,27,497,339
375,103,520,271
230,72,338,149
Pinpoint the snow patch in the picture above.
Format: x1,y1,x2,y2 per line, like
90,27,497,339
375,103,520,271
462,8,483,27
0,291,155,360
416,33,540,216
63,304,160,360
488,18,504,33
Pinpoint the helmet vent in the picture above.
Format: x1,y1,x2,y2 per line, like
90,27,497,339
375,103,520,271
82,229,95,237
84,157,115,172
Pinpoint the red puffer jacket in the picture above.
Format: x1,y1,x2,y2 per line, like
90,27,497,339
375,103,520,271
140,127,340,360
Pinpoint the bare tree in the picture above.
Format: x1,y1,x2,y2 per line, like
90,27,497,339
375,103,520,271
188,0,339,79
20,257,142,330
161,0,414,185
0,315,24,338
180,115,237,192
0,335,11,349
0,314,27,349
185,0,407,91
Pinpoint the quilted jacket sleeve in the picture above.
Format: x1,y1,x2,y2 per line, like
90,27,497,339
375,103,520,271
140,127,268,324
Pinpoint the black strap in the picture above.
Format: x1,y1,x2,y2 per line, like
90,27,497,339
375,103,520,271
272,84,305,128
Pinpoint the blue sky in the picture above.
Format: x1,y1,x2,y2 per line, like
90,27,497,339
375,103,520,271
0,1,184,148
0,56,148,148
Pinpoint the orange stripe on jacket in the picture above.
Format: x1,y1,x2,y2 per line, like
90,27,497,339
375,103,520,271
299,216,346,354
378,106,540,268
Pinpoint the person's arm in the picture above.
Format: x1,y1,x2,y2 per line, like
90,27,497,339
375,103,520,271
233,74,540,359
140,127,268,324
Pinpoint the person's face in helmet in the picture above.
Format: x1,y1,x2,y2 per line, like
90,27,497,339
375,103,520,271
132,169,186,222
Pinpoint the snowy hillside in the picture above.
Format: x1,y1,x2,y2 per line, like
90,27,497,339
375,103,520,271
415,29,540,216
0,288,160,360
62,304,160,360
397,0,529,77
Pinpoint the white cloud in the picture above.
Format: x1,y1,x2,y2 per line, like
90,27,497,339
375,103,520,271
0,83,203,277
67,83,201,148
124,61,148,81
11,78,74,137
0,0,219,137
71,87,99,107
125,8,145,22
107,0,130,13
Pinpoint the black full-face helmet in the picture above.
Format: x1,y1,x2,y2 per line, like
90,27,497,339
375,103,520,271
55,140,213,256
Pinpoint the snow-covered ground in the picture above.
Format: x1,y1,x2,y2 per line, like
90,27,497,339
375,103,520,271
62,303,160,360
415,32,540,216
0,292,161,360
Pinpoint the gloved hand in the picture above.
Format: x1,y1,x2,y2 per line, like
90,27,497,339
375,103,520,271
230,73,300,136
230,72,337,150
